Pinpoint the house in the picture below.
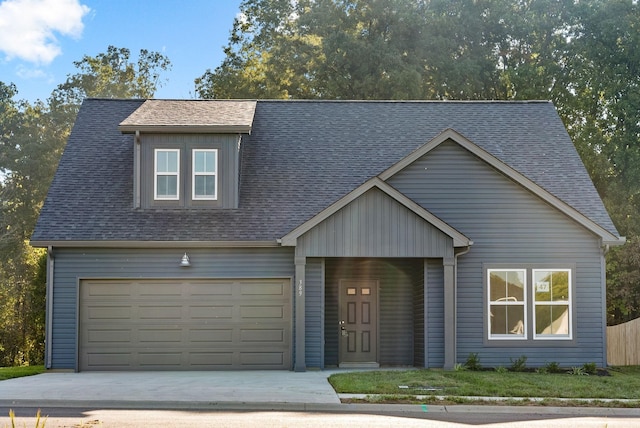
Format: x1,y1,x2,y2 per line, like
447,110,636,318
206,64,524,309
31,99,625,372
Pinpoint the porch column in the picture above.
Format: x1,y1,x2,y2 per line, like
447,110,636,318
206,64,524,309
443,257,456,370
294,256,306,372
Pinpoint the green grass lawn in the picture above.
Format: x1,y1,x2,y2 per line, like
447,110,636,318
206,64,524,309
328,366,640,400
0,365,45,381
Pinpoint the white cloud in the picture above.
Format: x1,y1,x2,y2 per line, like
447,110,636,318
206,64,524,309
0,0,90,64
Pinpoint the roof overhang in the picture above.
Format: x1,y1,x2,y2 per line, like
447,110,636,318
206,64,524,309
29,240,281,249
379,128,625,247
281,177,473,248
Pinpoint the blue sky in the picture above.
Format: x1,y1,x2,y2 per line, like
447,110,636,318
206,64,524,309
0,0,243,103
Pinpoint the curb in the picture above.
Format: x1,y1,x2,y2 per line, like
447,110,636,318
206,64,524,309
2,399,640,417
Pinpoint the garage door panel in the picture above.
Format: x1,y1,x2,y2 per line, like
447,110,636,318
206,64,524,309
138,282,183,296
241,282,285,296
189,282,234,296
240,328,284,343
80,279,291,371
188,328,234,343
240,305,285,319
189,305,233,319
86,306,132,320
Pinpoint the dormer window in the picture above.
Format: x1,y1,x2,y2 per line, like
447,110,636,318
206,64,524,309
154,149,180,200
193,149,218,200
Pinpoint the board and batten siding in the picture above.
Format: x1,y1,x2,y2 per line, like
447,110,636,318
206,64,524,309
49,247,295,370
139,133,240,209
388,140,607,367
296,188,454,258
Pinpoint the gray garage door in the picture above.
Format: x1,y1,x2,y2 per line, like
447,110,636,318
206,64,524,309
79,279,291,371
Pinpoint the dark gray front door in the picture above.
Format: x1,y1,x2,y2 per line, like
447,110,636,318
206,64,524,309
339,279,379,367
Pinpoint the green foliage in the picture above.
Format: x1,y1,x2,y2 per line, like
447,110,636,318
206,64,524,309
328,367,640,399
544,362,563,374
583,362,598,375
495,366,508,374
464,353,482,371
0,45,171,367
0,365,45,381
453,363,466,371
570,366,587,376
510,355,528,372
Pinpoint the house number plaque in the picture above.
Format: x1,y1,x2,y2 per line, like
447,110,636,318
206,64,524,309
298,280,303,296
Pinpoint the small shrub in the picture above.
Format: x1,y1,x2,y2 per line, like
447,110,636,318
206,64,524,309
570,366,587,376
544,361,563,374
453,363,466,371
510,355,528,372
495,366,508,374
583,362,597,375
464,353,482,371
535,367,548,374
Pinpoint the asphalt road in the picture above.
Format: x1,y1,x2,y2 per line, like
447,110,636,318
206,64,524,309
2,406,640,428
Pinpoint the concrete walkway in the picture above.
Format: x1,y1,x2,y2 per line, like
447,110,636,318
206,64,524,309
0,371,341,408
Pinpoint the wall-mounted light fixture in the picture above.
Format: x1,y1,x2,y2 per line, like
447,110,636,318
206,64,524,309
180,252,191,267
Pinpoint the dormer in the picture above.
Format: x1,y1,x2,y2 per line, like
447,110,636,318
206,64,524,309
119,100,256,209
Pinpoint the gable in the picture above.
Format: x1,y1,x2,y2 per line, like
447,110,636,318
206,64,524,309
382,130,623,246
282,178,470,257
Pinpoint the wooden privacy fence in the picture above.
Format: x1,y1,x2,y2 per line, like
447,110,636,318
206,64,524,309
607,317,640,366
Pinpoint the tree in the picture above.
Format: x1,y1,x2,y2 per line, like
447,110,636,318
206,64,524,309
50,46,172,123
199,0,640,324
0,46,172,365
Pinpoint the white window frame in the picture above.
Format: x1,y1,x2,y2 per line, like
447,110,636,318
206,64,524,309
532,269,572,340
487,268,527,340
192,149,218,200
154,149,180,200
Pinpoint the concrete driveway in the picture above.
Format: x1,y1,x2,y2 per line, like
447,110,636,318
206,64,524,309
0,370,341,408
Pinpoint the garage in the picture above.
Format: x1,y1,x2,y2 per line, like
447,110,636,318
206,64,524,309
79,278,292,371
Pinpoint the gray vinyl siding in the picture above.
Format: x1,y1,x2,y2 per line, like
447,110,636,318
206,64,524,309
296,188,454,258
49,246,294,370
426,259,444,368
388,140,607,367
305,258,324,368
324,258,422,367
139,133,240,209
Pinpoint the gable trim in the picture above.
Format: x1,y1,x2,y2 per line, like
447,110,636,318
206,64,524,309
280,177,472,248
379,128,624,246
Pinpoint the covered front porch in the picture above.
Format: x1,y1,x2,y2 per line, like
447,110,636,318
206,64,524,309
280,179,471,371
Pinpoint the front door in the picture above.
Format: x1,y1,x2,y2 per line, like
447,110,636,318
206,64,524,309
339,279,379,367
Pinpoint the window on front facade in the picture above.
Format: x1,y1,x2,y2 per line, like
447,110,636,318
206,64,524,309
488,269,526,339
154,149,180,200
533,269,571,339
192,149,217,200
487,267,573,341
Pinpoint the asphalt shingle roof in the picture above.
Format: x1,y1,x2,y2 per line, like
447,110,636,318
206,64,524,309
31,99,620,243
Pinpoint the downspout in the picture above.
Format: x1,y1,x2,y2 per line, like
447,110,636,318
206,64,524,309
134,130,141,208
45,246,54,369
602,242,610,367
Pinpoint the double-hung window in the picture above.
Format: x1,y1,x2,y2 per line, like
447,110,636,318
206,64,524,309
533,269,571,339
487,267,573,341
154,149,180,200
488,269,527,339
192,149,217,200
